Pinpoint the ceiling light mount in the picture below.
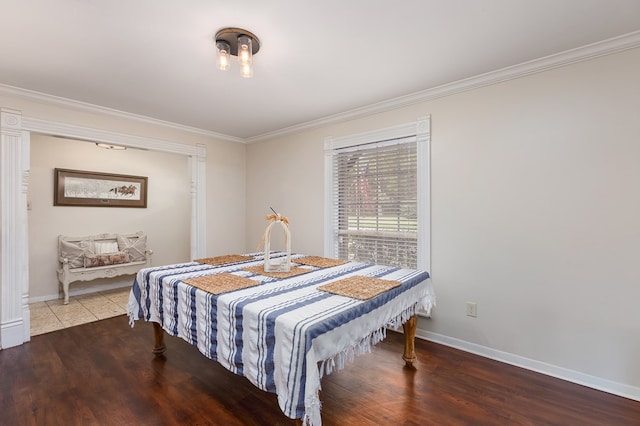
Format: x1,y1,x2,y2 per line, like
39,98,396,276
215,27,260,78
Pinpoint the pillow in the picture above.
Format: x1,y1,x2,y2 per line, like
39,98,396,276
117,234,147,262
84,251,130,268
94,240,119,254
60,240,93,269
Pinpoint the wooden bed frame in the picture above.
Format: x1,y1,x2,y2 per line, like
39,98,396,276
149,314,419,423
131,253,432,424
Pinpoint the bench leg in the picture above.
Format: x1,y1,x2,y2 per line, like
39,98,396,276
63,281,70,305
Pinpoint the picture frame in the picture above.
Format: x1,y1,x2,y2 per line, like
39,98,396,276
54,168,148,208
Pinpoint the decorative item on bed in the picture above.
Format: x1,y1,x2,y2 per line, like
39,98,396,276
127,251,434,425
261,207,291,272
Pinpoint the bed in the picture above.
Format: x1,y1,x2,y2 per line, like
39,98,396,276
127,252,435,425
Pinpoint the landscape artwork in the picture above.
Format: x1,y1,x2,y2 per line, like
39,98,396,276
54,168,147,208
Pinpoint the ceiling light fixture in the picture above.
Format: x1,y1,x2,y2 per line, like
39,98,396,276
96,143,126,150
215,27,260,78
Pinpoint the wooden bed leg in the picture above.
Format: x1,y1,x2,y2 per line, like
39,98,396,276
402,315,417,366
152,322,166,356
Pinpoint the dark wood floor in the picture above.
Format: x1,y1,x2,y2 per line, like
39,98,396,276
1,316,638,425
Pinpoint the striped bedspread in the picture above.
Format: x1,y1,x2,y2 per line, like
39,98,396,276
127,253,434,425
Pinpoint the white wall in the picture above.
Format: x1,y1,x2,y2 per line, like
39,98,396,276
246,133,326,254
245,48,640,393
28,134,191,300
205,137,247,257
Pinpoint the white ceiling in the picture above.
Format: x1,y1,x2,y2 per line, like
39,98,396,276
1,0,640,141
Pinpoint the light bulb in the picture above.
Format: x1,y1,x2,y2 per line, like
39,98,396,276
237,35,252,65
240,62,253,78
216,41,231,71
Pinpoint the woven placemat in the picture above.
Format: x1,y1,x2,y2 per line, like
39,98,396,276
243,265,311,279
182,273,259,295
294,256,347,268
317,276,401,300
194,254,253,266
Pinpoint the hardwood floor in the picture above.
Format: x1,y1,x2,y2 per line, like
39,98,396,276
1,315,638,425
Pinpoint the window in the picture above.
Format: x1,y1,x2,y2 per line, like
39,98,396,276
324,117,430,271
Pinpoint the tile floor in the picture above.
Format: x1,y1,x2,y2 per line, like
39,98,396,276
29,287,131,336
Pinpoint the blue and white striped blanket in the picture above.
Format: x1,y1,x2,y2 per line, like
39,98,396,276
127,253,434,425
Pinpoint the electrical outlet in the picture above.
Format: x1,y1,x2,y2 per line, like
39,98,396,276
466,302,477,317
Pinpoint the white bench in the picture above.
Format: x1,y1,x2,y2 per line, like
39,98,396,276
57,231,152,304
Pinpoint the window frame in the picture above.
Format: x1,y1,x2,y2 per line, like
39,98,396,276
324,116,431,272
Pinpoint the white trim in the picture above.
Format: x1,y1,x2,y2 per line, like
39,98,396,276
325,122,419,151
0,320,25,348
323,137,334,258
415,116,430,272
0,108,29,348
247,30,640,143
418,329,640,403
190,145,207,259
0,84,244,144
20,130,31,342
22,117,201,157
324,117,431,270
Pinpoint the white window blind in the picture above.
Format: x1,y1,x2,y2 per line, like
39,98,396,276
332,136,418,268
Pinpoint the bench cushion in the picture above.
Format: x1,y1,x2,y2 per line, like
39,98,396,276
94,240,119,254
83,251,130,268
60,239,93,269
117,234,147,262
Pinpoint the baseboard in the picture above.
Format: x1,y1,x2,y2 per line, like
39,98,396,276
417,329,640,403
0,318,26,349
29,280,132,304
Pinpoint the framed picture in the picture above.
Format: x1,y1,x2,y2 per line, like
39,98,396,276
54,168,148,208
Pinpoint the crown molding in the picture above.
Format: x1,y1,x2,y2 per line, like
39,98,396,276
1,31,639,145
0,84,245,144
246,30,640,143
